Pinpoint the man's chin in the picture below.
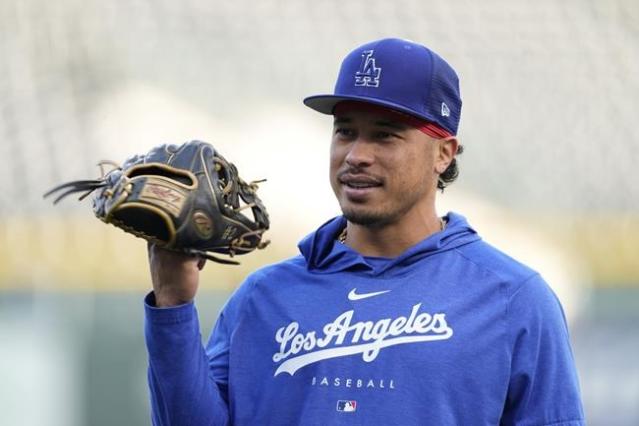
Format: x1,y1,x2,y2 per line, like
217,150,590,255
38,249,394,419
342,208,393,228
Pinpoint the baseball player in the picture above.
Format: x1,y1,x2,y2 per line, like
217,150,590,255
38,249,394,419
144,38,585,425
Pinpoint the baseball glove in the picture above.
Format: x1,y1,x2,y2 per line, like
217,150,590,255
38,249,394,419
44,140,269,264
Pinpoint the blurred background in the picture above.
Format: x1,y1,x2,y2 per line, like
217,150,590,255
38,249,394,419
1,0,638,424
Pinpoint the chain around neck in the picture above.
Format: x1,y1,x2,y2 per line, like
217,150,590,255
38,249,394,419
337,217,446,244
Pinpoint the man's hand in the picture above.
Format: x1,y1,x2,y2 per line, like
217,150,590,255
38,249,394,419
148,243,206,307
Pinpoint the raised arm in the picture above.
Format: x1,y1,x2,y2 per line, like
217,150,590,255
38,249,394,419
144,244,230,426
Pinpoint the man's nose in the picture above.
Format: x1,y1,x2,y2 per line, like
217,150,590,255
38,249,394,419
345,138,374,168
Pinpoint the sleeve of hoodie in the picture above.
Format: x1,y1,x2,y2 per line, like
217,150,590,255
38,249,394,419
144,277,255,426
500,274,585,426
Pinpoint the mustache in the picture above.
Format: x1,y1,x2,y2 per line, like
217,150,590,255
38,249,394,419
337,168,383,184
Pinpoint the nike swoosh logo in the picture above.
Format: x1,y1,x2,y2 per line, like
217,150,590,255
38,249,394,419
348,288,391,301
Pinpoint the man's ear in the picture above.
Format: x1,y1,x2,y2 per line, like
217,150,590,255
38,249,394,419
435,136,459,174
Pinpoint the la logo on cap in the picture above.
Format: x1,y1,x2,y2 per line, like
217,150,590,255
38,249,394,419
354,50,381,87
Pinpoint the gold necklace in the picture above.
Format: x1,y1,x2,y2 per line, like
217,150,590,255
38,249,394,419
337,218,446,244
338,227,348,243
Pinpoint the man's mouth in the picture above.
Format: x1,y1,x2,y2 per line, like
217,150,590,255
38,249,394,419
339,174,382,188
338,174,383,198
343,181,380,189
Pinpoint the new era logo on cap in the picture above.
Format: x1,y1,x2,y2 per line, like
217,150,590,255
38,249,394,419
441,102,450,117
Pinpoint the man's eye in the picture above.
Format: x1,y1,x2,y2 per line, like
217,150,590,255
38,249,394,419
335,128,355,137
375,131,396,139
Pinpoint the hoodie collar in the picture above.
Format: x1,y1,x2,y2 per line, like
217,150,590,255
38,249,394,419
298,212,480,275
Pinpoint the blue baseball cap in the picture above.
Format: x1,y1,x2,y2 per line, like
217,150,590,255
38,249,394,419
304,38,462,135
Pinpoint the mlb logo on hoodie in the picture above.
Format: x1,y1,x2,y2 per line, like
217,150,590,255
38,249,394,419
336,400,357,412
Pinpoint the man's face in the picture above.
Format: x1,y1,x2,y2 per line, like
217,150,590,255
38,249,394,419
330,108,442,228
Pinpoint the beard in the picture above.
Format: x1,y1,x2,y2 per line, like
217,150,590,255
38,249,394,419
338,183,430,229
341,205,401,228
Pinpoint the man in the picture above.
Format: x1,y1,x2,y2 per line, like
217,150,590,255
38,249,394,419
144,38,585,425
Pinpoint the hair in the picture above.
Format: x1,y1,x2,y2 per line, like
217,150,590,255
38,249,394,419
437,144,464,191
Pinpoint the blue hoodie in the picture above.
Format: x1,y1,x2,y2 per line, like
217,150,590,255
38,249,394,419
145,213,584,426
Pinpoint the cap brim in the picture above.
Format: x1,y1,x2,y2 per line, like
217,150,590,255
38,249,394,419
303,94,433,123
303,95,350,114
